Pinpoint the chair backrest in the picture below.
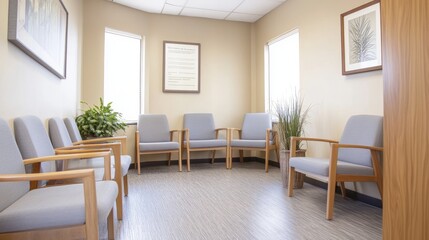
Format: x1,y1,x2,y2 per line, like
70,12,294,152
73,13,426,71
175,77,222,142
14,116,56,174
138,114,171,142
64,117,83,142
0,118,29,212
49,117,74,148
241,113,272,140
183,113,216,140
338,115,383,167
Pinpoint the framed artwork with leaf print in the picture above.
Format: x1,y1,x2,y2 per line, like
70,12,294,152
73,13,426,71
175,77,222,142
341,0,381,75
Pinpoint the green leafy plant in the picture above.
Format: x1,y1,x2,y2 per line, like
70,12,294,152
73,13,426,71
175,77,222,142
275,93,310,150
76,98,127,139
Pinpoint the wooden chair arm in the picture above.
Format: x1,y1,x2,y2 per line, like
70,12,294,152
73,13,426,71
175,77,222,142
169,129,182,143
74,136,126,145
23,151,112,182
335,143,383,152
0,168,94,182
291,136,339,144
214,128,228,139
74,136,127,155
23,152,111,164
290,137,339,157
229,128,242,139
55,148,111,154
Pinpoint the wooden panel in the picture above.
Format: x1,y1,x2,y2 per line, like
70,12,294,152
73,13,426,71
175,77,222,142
382,0,429,239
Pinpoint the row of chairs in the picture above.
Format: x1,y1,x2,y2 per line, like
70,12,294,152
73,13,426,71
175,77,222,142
0,116,130,239
135,113,280,174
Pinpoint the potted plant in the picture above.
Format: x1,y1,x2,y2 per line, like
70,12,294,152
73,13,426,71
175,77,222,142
76,98,127,139
275,93,310,188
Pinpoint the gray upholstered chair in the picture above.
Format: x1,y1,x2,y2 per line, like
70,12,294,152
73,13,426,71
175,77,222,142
182,113,229,171
229,113,279,172
13,116,125,220
49,117,131,220
135,114,182,175
0,117,117,240
288,115,383,220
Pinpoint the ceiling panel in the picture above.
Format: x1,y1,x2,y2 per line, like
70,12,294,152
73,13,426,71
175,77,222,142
162,4,183,15
181,8,230,20
226,12,262,23
111,0,286,22
185,0,244,12
114,0,166,13
235,0,285,15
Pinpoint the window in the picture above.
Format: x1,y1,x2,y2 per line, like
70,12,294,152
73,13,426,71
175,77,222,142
265,29,300,116
104,28,144,122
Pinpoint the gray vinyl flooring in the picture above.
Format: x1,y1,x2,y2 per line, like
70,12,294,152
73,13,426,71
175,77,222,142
102,162,382,240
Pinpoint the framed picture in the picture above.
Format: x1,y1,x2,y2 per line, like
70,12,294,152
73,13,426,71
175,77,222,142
341,0,381,75
163,41,200,93
8,0,68,79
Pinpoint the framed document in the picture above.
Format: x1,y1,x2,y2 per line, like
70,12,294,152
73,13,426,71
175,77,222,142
163,41,200,93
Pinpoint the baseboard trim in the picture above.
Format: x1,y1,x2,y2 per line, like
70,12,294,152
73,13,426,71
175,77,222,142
303,177,382,208
131,157,381,208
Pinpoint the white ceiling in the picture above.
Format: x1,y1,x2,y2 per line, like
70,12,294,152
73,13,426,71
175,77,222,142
111,0,287,23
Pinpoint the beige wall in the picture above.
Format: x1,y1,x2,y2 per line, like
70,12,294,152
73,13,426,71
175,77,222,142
0,0,83,126
253,0,383,198
82,0,252,162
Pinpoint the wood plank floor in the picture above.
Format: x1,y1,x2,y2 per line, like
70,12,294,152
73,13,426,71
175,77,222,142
101,162,382,240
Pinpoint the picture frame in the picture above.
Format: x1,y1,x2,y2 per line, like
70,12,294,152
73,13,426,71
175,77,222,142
8,0,68,79
341,0,381,75
163,41,200,93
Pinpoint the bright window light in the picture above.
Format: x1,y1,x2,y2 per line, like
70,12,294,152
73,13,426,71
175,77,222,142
104,28,143,122
265,30,300,116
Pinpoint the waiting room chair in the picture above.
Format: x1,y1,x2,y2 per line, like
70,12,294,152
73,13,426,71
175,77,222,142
135,114,182,175
229,113,279,172
182,113,229,171
49,117,131,220
288,115,383,220
13,116,125,220
0,117,117,240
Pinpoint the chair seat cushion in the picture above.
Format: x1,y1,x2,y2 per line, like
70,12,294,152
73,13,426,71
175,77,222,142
0,181,117,233
289,157,374,177
230,139,272,148
66,155,131,180
186,139,227,148
139,142,179,151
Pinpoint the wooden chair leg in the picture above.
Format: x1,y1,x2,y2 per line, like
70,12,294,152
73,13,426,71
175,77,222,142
187,148,191,172
288,167,295,196
239,150,244,163
178,149,182,172
326,175,337,220
123,175,128,196
107,209,114,240
115,181,123,221
211,150,216,164
137,153,141,175
339,182,346,198
229,147,233,169
265,150,269,173
168,153,172,166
